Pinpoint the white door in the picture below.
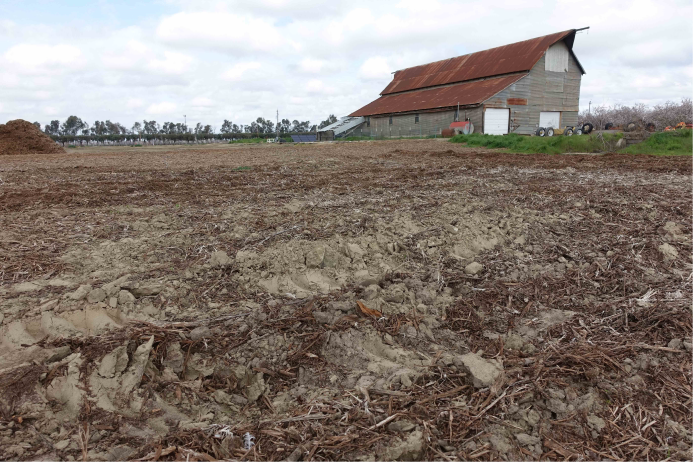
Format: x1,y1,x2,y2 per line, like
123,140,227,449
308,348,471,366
539,111,561,129
484,108,509,135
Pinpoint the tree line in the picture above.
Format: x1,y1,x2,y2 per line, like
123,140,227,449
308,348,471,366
578,98,692,130
37,114,340,137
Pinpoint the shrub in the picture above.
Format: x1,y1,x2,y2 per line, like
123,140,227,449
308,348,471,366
621,129,692,156
450,132,622,154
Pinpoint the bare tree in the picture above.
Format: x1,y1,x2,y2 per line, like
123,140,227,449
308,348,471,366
579,98,692,130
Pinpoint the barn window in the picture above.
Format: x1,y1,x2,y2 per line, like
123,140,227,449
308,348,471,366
389,116,393,125
415,114,419,124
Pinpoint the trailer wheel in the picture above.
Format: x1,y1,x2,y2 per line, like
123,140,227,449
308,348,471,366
564,128,573,136
546,127,555,137
605,123,613,130
535,127,546,137
575,128,583,135
582,122,593,134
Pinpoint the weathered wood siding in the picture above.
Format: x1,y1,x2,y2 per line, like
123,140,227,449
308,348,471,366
545,41,570,72
482,42,582,135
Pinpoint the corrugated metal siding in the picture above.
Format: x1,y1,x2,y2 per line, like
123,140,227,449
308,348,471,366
482,73,535,135
563,51,582,111
480,48,582,135
371,111,457,137
350,106,485,138
562,111,578,128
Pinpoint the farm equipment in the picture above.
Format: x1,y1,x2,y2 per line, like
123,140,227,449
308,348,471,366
664,122,693,131
450,120,474,134
535,122,593,137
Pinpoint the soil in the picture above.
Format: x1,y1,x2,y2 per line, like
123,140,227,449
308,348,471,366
0,119,65,156
0,140,691,461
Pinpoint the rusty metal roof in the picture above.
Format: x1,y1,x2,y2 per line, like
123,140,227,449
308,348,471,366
349,74,525,117
380,30,577,95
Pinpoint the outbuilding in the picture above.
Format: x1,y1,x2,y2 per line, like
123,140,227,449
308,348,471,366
348,29,586,137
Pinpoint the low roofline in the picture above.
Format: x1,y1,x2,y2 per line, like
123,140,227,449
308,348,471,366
349,74,526,117
358,104,483,118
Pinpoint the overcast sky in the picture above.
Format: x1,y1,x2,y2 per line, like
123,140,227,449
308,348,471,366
0,0,691,130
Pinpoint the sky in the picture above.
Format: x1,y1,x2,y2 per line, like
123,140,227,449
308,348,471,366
0,0,691,131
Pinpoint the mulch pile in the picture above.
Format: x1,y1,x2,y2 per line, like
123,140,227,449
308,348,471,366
0,119,65,155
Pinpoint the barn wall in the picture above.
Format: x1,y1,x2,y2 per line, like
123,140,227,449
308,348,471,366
484,45,582,135
483,74,533,135
463,106,484,134
353,40,582,137
352,108,484,138
368,110,454,137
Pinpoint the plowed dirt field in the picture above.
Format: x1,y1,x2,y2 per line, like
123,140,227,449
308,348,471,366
0,140,691,461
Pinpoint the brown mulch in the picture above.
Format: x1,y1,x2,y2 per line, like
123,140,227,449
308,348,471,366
0,119,65,156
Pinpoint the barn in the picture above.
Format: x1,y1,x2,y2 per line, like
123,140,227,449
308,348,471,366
348,29,586,137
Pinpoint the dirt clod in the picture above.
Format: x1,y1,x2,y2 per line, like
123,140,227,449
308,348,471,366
455,352,504,388
0,140,690,461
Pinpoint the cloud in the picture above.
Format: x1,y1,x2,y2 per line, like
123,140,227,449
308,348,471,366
221,62,262,81
127,98,144,109
146,102,177,115
148,51,194,75
297,58,342,75
156,11,287,54
305,79,336,95
102,40,149,71
191,97,215,107
298,58,325,74
169,0,347,18
359,57,392,81
0,19,15,36
0,0,689,128
4,44,82,74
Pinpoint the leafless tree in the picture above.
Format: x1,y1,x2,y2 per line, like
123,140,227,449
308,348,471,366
579,98,692,130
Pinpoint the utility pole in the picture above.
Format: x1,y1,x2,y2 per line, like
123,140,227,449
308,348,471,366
588,101,592,114
276,109,279,142
184,115,187,132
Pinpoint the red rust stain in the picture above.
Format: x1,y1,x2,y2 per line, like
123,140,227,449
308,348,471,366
380,30,574,96
350,74,525,117
507,98,528,105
